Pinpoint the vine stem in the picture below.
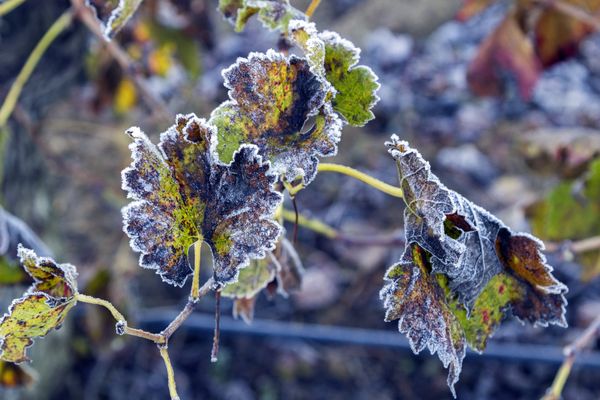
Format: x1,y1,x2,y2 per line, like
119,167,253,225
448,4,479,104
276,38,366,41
0,0,26,16
159,346,180,400
0,10,73,128
543,315,600,400
280,208,405,246
317,163,404,198
75,293,165,343
305,0,322,18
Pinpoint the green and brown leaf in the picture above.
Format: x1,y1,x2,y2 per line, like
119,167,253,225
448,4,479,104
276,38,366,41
289,20,380,127
209,50,341,184
381,136,567,395
122,115,283,286
0,247,78,363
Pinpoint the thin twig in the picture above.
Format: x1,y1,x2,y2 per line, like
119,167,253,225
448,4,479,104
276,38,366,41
545,235,600,254
543,315,600,400
0,10,73,128
0,0,26,16
161,278,214,340
280,208,404,246
70,0,171,122
158,346,180,400
305,0,321,18
210,291,221,363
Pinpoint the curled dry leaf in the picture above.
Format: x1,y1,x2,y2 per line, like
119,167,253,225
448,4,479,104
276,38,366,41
380,136,567,396
0,247,78,363
218,0,305,33
122,114,282,286
467,12,541,100
289,20,380,127
210,50,342,185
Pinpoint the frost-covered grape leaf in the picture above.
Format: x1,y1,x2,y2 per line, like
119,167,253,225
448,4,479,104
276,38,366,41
0,361,36,388
0,247,78,363
381,245,466,396
381,136,567,396
209,50,342,185
86,0,144,40
289,20,380,127
467,13,540,100
218,0,305,33
122,115,282,286
534,0,600,67
527,158,600,281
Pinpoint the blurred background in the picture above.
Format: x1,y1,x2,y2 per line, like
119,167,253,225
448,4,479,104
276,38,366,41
1,0,600,398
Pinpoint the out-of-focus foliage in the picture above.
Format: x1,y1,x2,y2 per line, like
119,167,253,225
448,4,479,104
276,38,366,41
459,0,600,98
0,361,36,389
527,158,600,280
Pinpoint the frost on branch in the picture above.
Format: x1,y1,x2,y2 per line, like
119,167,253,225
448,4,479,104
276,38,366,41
0,247,78,363
289,20,380,127
122,115,283,286
209,50,341,185
381,136,567,396
218,0,305,33
85,0,144,40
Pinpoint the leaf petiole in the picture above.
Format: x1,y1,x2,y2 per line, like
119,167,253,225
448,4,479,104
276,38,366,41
190,238,203,300
159,345,180,400
317,163,404,198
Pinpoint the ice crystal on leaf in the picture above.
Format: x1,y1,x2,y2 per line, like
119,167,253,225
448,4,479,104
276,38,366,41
0,246,78,363
209,50,341,185
381,136,567,396
122,115,283,286
85,0,144,40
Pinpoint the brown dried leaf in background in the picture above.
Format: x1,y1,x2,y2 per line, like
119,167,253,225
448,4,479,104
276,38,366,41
467,13,541,99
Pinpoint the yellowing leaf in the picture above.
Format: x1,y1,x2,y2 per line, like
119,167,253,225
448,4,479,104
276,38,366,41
289,20,380,127
209,50,342,184
0,247,78,363
467,13,541,99
527,158,600,280
114,78,137,115
0,361,36,388
381,136,567,396
122,115,283,286
221,256,277,299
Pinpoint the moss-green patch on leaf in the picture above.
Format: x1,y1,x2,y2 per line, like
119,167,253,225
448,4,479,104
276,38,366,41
209,50,341,184
122,115,283,286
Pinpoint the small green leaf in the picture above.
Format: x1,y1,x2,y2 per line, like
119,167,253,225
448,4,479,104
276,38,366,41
218,0,305,33
122,115,283,286
0,247,78,363
289,20,380,127
209,50,341,184
221,257,277,299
